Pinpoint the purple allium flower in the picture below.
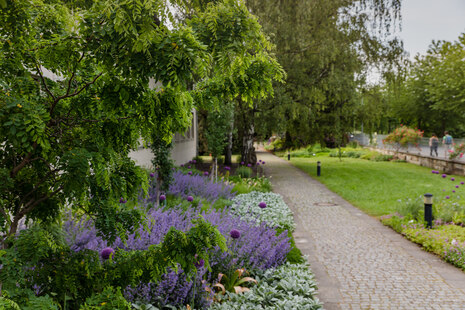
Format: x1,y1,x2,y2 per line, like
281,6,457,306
100,247,114,260
259,159,262,163
119,197,127,204
188,166,191,169
188,171,193,175
453,190,456,193
259,202,267,209
180,164,184,167
187,196,194,202
432,170,436,174
452,178,456,181
159,194,166,201
195,259,204,268
456,185,460,188
240,161,244,165
150,172,155,178
257,163,260,166
443,189,446,192
462,182,465,185
442,174,447,178
189,160,193,164
193,160,197,164
262,161,266,164
446,196,450,199
204,171,209,176
230,229,241,239
247,164,252,167
224,166,230,171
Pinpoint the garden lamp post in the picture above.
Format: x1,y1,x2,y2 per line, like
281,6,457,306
424,193,433,229
317,161,321,177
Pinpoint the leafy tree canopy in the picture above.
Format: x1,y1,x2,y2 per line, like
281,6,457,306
0,0,283,240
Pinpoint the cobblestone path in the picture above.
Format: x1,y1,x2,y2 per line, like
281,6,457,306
258,151,465,310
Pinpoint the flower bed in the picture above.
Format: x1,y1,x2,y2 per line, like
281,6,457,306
210,262,321,310
0,171,319,309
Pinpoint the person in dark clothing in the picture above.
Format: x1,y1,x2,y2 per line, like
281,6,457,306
429,134,439,157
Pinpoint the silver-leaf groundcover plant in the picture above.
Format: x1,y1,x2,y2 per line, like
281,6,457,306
231,191,296,232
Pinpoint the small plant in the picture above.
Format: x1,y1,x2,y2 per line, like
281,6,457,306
213,269,258,295
449,143,465,160
236,166,252,178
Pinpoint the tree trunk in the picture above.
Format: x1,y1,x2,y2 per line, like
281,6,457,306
224,122,233,166
242,123,257,165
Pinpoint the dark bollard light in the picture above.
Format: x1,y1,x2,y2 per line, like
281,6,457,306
287,150,291,161
317,161,321,177
424,193,433,229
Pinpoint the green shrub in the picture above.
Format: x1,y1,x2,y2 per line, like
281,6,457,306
211,198,233,211
395,197,423,221
236,166,252,178
347,141,359,148
372,154,393,162
192,155,204,164
80,287,131,310
232,183,252,195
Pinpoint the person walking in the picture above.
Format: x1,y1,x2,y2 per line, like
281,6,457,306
443,131,454,157
429,134,439,157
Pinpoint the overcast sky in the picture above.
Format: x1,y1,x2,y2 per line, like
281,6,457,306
400,0,465,58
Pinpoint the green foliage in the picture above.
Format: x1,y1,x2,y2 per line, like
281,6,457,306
0,0,284,241
80,287,131,310
228,176,272,194
276,229,305,264
249,0,402,147
0,218,227,309
151,135,174,193
0,297,20,310
235,166,252,178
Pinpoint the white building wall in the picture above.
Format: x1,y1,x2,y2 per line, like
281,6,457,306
129,109,198,168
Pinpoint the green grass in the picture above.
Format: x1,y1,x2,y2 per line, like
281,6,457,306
291,157,465,217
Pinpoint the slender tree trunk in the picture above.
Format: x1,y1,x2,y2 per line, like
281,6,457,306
224,121,233,166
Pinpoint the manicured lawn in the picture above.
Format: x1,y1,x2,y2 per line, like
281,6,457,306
290,157,465,216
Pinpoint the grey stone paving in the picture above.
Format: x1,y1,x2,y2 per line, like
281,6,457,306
258,151,465,310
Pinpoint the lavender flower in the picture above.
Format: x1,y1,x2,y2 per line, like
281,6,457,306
259,202,267,209
100,247,114,260
224,166,230,171
195,259,204,268
230,229,241,239
187,195,194,202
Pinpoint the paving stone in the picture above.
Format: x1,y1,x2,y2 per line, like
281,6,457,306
259,151,465,309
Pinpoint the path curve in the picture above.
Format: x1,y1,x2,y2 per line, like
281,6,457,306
258,150,465,310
